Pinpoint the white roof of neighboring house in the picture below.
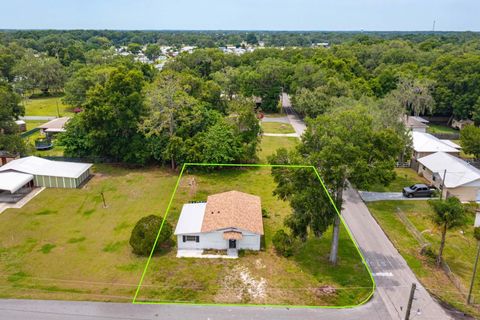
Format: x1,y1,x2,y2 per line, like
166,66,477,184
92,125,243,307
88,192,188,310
0,172,33,193
405,116,428,129
418,152,480,188
174,203,207,235
440,140,462,150
0,156,92,179
38,117,70,132
411,132,459,153
411,116,429,124
15,120,26,125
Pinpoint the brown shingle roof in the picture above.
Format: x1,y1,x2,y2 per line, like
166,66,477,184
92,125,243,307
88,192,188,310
201,191,263,235
223,231,243,240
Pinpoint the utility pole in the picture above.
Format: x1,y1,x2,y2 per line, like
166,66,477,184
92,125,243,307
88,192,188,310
101,192,107,208
440,169,447,200
432,20,436,33
405,283,417,320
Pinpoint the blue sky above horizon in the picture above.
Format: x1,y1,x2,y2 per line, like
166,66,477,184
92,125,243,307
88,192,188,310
1,0,479,31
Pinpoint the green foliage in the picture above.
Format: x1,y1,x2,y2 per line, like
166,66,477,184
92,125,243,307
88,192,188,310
129,215,172,256
0,82,25,155
428,197,467,265
60,67,151,163
127,43,142,54
432,54,480,118
474,227,480,242
460,125,480,160
13,52,65,94
144,44,161,60
269,153,335,241
272,229,294,257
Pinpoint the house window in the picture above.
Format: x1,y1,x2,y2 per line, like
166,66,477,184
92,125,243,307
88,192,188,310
183,235,200,242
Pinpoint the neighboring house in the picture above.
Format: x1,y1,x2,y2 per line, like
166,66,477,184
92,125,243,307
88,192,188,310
411,132,460,170
0,156,92,190
404,115,428,133
417,152,480,202
174,191,264,255
38,117,70,136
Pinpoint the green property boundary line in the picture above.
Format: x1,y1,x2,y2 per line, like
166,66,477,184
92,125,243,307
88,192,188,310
132,163,376,309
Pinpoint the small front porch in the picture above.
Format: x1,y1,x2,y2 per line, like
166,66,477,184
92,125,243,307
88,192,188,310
176,249,238,259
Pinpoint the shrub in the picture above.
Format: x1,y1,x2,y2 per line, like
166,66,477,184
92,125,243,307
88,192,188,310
261,208,270,218
474,227,480,242
272,229,293,257
129,215,172,256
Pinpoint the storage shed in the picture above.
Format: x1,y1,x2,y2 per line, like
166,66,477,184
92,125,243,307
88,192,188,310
0,156,92,189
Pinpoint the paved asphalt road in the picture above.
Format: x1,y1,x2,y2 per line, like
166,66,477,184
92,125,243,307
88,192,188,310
0,95,455,319
19,116,56,121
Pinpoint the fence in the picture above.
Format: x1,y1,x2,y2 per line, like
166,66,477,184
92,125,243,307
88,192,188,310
20,128,40,138
395,207,470,300
430,132,460,140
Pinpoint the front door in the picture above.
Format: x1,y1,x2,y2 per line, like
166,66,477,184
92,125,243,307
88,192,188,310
229,239,236,249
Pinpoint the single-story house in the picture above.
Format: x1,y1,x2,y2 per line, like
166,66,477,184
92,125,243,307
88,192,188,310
174,190,264,253
411,132,460,169
404,116,428,133
417,152,480,202
38,117,70,136
0,156,92,189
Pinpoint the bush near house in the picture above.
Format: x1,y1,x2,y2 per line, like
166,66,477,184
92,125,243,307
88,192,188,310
130,215,172,256
272,229,293,257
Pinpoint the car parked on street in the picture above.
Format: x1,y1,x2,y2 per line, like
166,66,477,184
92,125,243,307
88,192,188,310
402,184,436,198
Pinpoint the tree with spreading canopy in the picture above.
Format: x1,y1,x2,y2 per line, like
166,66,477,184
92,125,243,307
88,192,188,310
460,125,480,160
298,108,404,264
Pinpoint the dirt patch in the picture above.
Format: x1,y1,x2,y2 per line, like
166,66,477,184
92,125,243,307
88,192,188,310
215,265,267,303
313,285,337,297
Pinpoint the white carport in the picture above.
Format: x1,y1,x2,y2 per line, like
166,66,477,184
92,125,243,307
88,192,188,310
0,172,34,193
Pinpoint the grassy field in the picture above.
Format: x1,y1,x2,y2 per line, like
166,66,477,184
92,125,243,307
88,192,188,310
24,130,65,157
366,168,429,192
135,166,373,306
25,120,45,131
261,122,296,134
258,136,299,162
24,96,73,117
427,123,459,135
368,200,480,317
0,165,179,302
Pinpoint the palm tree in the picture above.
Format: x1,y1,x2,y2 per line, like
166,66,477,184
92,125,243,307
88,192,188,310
428,197,467,267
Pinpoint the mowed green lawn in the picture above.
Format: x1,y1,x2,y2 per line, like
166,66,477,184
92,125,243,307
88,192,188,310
258,136,299,162
24,96,73,117
368,201,480,317
366,168,429,192
0,165,178,301
427,123,459,135
261,122,296,134
136,166,373,306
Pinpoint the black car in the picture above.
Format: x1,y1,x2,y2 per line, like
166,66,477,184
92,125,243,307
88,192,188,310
402,184,435,198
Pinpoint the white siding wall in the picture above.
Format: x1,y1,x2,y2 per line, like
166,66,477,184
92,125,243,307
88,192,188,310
177,230,261,250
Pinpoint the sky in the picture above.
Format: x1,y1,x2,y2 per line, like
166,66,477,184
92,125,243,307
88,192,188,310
1,0,479,31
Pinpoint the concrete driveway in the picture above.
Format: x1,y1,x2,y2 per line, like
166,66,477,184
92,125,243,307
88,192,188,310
359,191,437,202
